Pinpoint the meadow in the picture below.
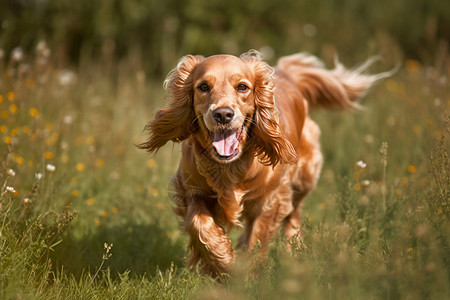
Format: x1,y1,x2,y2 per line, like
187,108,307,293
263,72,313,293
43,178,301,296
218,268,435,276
0,4,449,297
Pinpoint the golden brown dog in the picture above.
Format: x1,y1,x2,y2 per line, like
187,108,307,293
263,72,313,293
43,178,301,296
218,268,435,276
139,51,382,276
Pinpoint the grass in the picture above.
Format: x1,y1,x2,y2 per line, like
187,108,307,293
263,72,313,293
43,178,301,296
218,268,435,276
0,44,449,299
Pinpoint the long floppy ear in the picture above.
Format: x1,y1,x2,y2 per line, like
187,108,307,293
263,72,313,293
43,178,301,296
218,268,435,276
138,55,204,152
241,51,297,166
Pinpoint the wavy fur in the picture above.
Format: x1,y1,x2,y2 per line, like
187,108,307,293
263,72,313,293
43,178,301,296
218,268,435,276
139,50,383,277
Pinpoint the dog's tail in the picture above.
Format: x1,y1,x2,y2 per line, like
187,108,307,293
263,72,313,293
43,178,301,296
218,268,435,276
276,53,394,109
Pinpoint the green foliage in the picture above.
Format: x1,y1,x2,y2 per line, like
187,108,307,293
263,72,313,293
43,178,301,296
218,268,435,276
0,0,449,75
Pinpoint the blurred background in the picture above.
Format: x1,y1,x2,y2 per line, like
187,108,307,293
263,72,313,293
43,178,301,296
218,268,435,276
0,1,449,297
1,0,449,75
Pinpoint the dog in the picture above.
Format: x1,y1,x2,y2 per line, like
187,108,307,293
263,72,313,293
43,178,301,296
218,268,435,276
139,50,383,276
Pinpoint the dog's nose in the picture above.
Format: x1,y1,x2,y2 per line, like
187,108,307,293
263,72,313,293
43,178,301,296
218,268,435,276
212,107,235,124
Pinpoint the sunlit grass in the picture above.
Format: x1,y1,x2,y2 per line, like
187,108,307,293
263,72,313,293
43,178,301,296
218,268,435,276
0,43,449,299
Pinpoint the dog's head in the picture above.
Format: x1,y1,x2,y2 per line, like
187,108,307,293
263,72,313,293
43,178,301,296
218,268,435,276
139,51,296,165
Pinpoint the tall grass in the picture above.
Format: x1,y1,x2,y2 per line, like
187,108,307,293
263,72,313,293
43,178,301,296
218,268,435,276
0,43,449,299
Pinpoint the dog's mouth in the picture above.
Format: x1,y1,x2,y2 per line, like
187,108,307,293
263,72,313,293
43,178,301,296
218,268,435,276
211,127,243,160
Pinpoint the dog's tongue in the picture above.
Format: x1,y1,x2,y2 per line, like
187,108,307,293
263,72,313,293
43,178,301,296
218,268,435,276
212,130,238,157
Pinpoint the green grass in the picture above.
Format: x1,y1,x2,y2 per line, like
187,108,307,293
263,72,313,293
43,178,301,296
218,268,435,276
0,45,449,299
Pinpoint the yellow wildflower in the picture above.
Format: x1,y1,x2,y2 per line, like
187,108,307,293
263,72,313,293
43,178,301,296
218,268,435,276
76,162,85,172
405,59,421,73
407,165,416,173
16,156,24,164
86,136,95,146
29,108,39,117
6,91,15,101
147,159,156,168
0,125,6,133
151,188,159,197
10,127,20,136
86,198,95,206
72,190,79,197
354,183,361,191
4,136,11,144
44,152,53,159
9,104,17,114
96,158,105,168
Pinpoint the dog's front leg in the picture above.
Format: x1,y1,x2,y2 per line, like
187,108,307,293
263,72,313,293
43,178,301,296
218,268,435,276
184,199,234,277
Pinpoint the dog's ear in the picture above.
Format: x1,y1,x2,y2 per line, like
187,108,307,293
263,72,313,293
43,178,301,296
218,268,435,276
241,51,297,166
138,55,204,152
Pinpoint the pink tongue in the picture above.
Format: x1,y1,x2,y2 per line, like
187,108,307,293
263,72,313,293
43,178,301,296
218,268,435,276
212,131,239,157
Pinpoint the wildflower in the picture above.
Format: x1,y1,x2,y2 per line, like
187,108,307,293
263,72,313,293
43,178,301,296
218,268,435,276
23,198,30,204
76,162,85,172
408,165,416,173
7,169,15,177
9,104,17,114
151,188,159,197
4,136,11,144
86,136,95,146
63,115,73,124
354,183,361,191
10,127,19,136
405,59,421,73
46,164,56,172
96,158,105,168
58,70,76,86
86,198,95,206
6,91,15,101
0,125,6,133
29,108,39,118
147,159,156,168
356,160,367,169
35,173,43,180
44,152,53,159
11,47,24,62
72,190,79,197
361,180,370,186
101,210,108,217
6,186,16,194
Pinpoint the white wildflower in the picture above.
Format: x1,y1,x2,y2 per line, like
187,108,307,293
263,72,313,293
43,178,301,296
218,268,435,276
58,70,76,86
23,198,30,204
63,115,73,124
35,173,43,180
361,180,371,186
7,169,16,177
6,186,16,193
356,160,367,169
46,164,56,172
11,47,24,62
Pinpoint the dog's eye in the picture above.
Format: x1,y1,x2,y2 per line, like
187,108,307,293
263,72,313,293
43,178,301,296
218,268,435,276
198,83,210,92
237,84,249,92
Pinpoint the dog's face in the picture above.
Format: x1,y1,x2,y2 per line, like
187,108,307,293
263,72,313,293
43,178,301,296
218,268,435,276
192,55,257,163
140,51,296,166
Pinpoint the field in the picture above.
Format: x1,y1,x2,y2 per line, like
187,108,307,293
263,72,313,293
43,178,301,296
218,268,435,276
0,2,450,299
